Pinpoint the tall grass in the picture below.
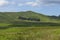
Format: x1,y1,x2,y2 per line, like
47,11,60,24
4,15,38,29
0,27,60,40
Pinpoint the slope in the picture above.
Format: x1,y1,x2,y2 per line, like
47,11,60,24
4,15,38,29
0,11,59,23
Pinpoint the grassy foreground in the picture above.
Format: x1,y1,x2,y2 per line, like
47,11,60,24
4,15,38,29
0,27,60,40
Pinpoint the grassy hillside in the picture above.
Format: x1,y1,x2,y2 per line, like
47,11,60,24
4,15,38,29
0,11,60,40
0,11,60,23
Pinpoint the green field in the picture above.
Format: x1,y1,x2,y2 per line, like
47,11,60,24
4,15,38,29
0,22,59,40
0,11,60,40
0,23,60,40
0,27,60,40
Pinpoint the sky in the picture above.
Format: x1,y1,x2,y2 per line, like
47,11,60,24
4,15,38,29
0,0,60,16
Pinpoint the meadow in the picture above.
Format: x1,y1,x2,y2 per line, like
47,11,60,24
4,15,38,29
0,27,60,40
0,22,59,40
0,11,60,40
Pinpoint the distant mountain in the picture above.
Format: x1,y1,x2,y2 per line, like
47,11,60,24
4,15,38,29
0,11,60,23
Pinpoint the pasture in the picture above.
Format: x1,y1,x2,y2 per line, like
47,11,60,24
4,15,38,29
0,26,60,40
0,10,60,40
0,22,60,40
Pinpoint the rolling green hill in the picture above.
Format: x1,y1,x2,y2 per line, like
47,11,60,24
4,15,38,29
0,11,60,40
0,11,60,23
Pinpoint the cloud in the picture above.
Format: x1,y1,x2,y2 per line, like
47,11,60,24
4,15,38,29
18,3,24,6
0,0,60,7
17,0,41,7
26,0,42,6
46,1,60,4
17,0,60,7
40,0,60,5
25,2,38,6
25,0,60,6
0,0,9,6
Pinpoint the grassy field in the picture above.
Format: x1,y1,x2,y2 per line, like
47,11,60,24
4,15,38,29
0,27,60,40
0,22,60,40
0,11,60,40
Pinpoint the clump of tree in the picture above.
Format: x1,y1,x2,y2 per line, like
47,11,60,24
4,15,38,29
48,15,60,19
48,16,58,19
18,16,40,21
58,15,60,19
18,16,27,20
27,18,40,21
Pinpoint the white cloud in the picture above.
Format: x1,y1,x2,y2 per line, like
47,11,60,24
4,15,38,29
26,0,60,6
25,0,41,7
17,0,41,7
0,0,59,7
25,2,38,6
18,0,60,7
18,3,24,6
0,0,9,6
17,2,38,7
13,0,41,7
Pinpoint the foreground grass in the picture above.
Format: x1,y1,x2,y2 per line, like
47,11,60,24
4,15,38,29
0,27,60,40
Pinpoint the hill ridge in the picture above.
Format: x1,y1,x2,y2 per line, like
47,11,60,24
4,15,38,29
0,11,59,23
